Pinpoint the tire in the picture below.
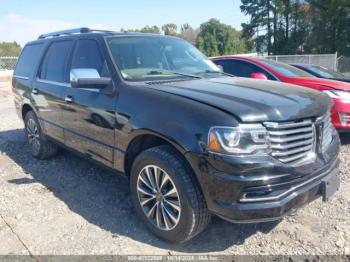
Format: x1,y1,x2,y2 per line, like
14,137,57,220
130,145,210,243
24,111,58,159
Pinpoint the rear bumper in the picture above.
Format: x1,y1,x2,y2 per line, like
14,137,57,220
185,131,340,223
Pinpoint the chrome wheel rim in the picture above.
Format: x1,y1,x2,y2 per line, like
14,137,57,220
26,118,40,155
137,165,181,231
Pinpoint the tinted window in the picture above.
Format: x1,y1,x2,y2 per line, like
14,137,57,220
259,59,312,77
307,65,344,78
71,39,109,77
15,44,44,77
39,41,73,82
215,59,275,80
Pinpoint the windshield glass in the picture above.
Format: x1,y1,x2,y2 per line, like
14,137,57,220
259,59,313,77
307,65,345,78
107,36,220,81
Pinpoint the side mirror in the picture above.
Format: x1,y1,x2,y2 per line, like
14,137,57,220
251,72,268,80
70,68,111,89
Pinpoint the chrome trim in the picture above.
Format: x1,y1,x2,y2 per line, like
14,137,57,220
264,118,316,164
13,75,29,80
240,165,338,203
36,78,71,87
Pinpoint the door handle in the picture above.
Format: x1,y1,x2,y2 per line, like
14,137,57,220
32,88,39,95
65,95,73,103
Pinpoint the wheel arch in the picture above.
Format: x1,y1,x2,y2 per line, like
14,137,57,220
123,130,189,177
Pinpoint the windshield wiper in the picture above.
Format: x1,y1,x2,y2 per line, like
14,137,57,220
195,70,235,77
146,70,202,79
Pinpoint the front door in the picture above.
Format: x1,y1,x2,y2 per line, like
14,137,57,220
62,38,116,167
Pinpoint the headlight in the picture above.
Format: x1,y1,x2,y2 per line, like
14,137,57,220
208,125,270,154
323,90,350,100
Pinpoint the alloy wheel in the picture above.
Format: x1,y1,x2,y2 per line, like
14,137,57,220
136,165,181,231
26,118,40,155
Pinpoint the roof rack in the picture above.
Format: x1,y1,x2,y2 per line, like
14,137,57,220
38,27,116,39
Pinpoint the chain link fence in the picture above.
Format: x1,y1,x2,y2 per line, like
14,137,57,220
0,56,18,71
266,54,338,71
337,57,350,76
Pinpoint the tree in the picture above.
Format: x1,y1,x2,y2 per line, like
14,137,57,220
121,25,161,34
178,24,199,44
196,19,251,57
162,23,178,36
0,42,21,56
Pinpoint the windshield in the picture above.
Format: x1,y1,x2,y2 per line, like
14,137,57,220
107,36,221,81
259,59,313,77
307,65,345,78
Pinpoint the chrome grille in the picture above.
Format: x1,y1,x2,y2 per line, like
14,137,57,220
264,119,315,164
320,114,333,150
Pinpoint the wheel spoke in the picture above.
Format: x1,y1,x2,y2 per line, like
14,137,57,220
140,195,155,206
161,203,172,230
146,201,157,218
153,166,161,190
145,167,157,190
164,186,177,197
137,185,156,197
159,173,170,190
155,202,162,228
139,174,154,192
164,198,180,212
163,204,178,224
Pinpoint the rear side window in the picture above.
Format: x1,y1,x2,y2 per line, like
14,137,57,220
39,41,73,83
71,39,110,77
15,43,44,78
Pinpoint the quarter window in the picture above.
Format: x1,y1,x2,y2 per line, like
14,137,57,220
39,41,73,83
15,43,44,77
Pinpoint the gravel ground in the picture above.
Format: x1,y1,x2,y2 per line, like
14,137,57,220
0,80,349,256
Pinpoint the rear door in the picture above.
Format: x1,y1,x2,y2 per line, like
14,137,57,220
62,38,116,167
32,40,73,143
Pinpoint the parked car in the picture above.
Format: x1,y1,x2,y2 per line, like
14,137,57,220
291,63,350,83
13,28,340,243
211,56,350,131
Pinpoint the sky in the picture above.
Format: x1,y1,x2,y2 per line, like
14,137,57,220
0,0,248,46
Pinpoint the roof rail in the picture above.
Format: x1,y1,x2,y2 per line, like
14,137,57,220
38,27,115,39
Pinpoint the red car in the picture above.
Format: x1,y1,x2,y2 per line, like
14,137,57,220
211,56,350,131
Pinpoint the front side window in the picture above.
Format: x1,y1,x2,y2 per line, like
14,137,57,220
39,41,73,83
107,36,220,81
71,39,110,77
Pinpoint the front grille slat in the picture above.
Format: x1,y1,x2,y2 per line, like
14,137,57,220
271,144,313,157
268,126,314,136
264,119,315,164
269,133,313,143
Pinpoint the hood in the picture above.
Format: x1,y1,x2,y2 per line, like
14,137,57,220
147,77,331,122
284,76,350,91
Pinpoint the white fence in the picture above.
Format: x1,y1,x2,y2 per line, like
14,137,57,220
265,54,338,71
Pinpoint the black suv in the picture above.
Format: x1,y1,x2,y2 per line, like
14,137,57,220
13,28,340,243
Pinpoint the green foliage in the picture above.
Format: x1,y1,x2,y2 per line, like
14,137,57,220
0,42,21,56
162,23,178,36
122,25,161,34
241,0,350,56
196,19,251,57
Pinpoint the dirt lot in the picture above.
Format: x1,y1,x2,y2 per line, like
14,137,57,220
0,80,349,256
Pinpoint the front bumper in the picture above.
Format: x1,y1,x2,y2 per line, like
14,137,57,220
185,131,340,223
331,98,350,131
